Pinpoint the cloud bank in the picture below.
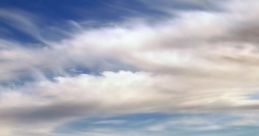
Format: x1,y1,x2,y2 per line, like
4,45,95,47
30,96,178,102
1,0,259,135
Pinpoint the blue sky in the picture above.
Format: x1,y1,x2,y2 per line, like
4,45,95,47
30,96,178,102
0,0,167,42
0,0,259,136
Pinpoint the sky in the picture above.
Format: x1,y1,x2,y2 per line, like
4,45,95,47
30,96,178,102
0,0,259,136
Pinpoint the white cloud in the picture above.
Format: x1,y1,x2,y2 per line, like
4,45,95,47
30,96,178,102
1,0,259,135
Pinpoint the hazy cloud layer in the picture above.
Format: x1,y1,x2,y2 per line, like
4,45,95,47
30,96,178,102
1,0,259,135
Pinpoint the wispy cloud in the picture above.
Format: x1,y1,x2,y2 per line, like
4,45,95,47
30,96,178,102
1,0,259,135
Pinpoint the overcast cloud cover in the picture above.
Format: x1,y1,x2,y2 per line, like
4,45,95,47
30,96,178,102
1,0,259,136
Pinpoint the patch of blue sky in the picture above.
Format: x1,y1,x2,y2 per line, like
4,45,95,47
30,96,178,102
0,0,166,22
55,113,172,133
0,21,41,43
199,126,259,136
161,0,224,11
0,0,164,43
0,74,35,88
0,60,137,88
0,0,223,44
55,112,259,136
246,91,259,100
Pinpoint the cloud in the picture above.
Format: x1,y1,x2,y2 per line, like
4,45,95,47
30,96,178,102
54,112,259,136
138,0,221,13
0,9,43,41
1,70,259,135
1,0,259,135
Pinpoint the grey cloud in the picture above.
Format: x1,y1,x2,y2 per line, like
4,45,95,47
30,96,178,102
0,102,100,124
224,22,259,43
